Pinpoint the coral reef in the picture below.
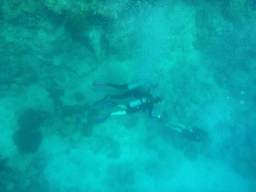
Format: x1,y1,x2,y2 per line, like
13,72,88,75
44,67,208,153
82,108,99,137
90,136,120,159
13,108,45,154
42,0,65,15
0,157,9,172
12,129,42,154
17,108,44,131
61,116,77,136
0,0,255,190
74,92,85,103
226,0,247,23
53,70,69,87
52,114,79,136
194,6,215,50
64,10,89,34
46,88,65,112
20,0,40,14
88,27,105,59
2,0,42,22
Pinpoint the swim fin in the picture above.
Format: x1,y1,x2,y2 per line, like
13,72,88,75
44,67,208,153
93,95,109,106
93,81,109,87
95,113,111,124
101,100,117,107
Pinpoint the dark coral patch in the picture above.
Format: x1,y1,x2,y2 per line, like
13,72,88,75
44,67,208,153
12,129,42,154
17,108,44,130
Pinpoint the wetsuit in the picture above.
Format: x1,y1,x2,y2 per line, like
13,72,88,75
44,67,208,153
107,83,156,117
181,126,208,142
94,82,161,124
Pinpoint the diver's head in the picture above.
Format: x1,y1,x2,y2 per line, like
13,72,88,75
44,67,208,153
154,96,162,103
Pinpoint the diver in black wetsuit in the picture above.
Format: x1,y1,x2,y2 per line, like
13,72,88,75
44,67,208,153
164,121,208,142
93,81,162,123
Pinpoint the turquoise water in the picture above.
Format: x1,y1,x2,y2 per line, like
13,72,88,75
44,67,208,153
0,0,256,191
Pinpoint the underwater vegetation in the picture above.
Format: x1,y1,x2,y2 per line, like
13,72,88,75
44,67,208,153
12,108,45,154
12,129,42,154
17,108,44,131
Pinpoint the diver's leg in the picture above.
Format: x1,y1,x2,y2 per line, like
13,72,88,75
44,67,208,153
95,110,126,124
109,89,136,99
110,110,127,116
108,81,142,90
125,106,141,114
93,91,134,106
166,122,186,130
127,81,143,90
111,104,140,116
108,83,129,90
117,104,128,109
95,105,138,124
166,126,182,133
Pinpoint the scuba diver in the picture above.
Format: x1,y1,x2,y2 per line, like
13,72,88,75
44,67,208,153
93,80,163,124
93,80,208,142
166,122,207,142
161,111,208,142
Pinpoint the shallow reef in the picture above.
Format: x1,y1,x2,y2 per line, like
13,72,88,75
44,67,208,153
1,0,256,191
12,129,42,154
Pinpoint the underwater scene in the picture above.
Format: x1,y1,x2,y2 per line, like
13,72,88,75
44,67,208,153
0,0,256,191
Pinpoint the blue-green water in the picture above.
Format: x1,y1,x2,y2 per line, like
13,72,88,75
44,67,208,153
0,0,256,191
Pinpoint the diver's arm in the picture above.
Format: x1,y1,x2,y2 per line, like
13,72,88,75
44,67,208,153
166,122,186,133
151,100,166,119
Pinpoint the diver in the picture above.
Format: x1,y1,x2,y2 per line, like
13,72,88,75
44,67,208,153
93,80,208,142
161,112,208,142
93,80,163,124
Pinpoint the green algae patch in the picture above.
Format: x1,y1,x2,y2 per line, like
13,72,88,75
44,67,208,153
65,10,89,34
20,0,40,14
